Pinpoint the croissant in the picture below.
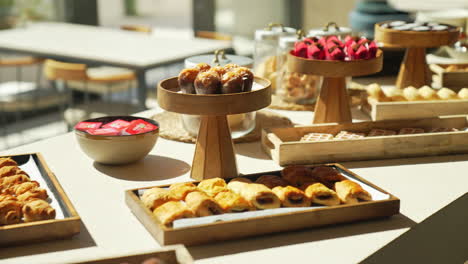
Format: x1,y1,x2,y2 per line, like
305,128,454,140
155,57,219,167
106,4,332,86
255,175,288,189
335,180,372,204
272,186,310,207
0,157,17,168
22,199,56,222
141,187,178,211
153,201,194,226
185,191,223,217
17,189,49,202
310,166,346,189
303,183,340,206
0,174,30,193
0,166,27,178
0,195,22,225
214,190,253,213
227,181,281,210
169,182,198,200
196,178,228,197
281,165,316,186
7,181,45,197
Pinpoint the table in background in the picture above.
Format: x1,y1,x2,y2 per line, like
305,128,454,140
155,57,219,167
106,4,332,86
0,22,231,109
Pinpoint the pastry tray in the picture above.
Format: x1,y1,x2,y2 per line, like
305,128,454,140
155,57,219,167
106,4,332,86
430,64,468,91
262,116,468,165
72,244,193,264
125,164,399,246
0,153,80,246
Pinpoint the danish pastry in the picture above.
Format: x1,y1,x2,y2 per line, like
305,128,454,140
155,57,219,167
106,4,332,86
227,181,281,210
141,187,178,211
214,190,253,213
335,180,372,204
169,182,198,200
0,157,17,168
255,175,288,189
0,166,27,178
196,178,227,197
272,186,310,207
0,195,22,225
281,165,316,186
303,183,340,206
310,166,346,189
153,201,194,226
22,199,56,222
185,191,223,217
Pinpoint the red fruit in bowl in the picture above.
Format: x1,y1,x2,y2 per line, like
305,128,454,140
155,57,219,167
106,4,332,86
307,43,325,60
326,45,345,61
367,41,378,59
294,41,309,58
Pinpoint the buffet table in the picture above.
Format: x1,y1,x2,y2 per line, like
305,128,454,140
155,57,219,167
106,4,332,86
0,105,467,263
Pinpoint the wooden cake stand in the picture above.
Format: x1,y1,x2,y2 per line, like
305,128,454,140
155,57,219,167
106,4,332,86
157,77,271,180
375,22,459,89
287,50,383,124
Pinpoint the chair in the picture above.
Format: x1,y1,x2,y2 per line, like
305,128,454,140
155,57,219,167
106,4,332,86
43,59,140,129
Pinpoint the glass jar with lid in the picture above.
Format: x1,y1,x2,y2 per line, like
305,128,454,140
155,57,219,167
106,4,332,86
254,23,296,93
182,51,256,139
276,33,321,105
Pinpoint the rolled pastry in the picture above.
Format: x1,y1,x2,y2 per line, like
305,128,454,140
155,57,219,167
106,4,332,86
458,88,468,99
272,186,310,207
214,190,253,213
418,86,438,100
303,183,340,206
403,86,422,101
310,166,346,189
0,195,22,225
227,182,281,210
0,174,30,193
185,191,223,217
437,88,457,100
0,166,27,178
153,201,194,226
169,182,198,200
281,165,316,186
17,189,49,202
7,181,46,197
22,199,56,222
196,178,227,197
141,187,178,211
335,180,372,204
0,158,17,168
178,68,199,94
255,175,288,189
229,177,252,183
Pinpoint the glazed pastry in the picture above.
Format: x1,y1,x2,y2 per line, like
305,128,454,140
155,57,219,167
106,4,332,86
399,128,425,134
223,63,240,72
152,201,194,226
169,182,198,200
303,183,340,206
458,88,468,99
196,178,227,197
194,63,211,72
0,157,17,168
0,174,30,193
227,181,281,210
335,180,371,204
232,67,254,92
437,88,457,100
403,86,422,101
300,133,334,142
221,71,244,94
22,199,56,222
418,86,438,100
255,175,288,189
0,166,27,178
142,258,165,264
194,71,221,94
185,191,223,217
17,189,49,202
228,177,252,183
178,68,199,94
310,166,346,189
272,186,310,207
0,195,22,225
141,187,178,211
209,66,227,76
334,131,366,140
281,165,316,186
9,181,48,198
214,190,253,213
383,87,405,101
368,129,396,137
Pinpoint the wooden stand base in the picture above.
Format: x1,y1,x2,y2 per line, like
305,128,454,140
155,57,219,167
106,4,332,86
313,77,352,124
191,115,238,180
396,47,431,89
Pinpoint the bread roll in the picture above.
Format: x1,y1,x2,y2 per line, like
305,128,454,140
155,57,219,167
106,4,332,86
153,201,194,226
169,182,198,200
227,182,281,210
458,88,468,99
214,190,253,213
185,191,223,217
403,86,422,101
335,180,371,204
418,86,438,100
437,88,457,100
303,183,340,206
272,186,310,207
141,187,178,211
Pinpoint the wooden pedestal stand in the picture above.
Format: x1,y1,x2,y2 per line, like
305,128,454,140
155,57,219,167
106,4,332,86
375,22,459,89
287,50,383,124
158,77,271,180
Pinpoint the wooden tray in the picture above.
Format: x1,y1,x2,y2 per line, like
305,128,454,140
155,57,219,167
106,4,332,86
261,116,468,165
73,245,193,264
430,64,468,91
362,97,468,121
0,153,80,246
126,164,399,246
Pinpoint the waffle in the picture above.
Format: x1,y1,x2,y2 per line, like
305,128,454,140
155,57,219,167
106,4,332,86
429,127,459,133
398,128,425,135
300,133,334,142
333,131,366,140
368,129,396,137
